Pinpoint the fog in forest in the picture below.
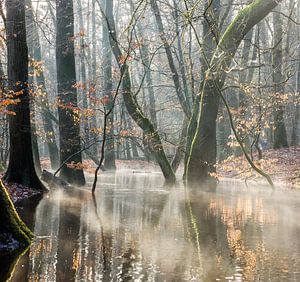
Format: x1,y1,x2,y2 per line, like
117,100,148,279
0,0,299,281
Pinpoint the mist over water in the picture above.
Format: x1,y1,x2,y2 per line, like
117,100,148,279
7,171,300,281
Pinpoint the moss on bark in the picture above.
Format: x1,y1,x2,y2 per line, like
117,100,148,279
186,0,281,185
104,0,176,183
0,180,33,251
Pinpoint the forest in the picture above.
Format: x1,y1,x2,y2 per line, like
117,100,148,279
0,0,300,281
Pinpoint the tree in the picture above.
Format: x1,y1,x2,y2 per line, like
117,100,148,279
0,179,32,252
272,7,289,149
4,0,46,191
186,0,281,185
184,0,221,177
150,0,191,118
26,0,60,169
102,0,176,183
102,0,116,170
56,0,85,186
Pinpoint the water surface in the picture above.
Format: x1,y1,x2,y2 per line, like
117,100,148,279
7,171,300,281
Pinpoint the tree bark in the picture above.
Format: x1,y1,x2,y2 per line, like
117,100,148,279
0,180,33,251
272,7,289,149
103,0,176,182
4,0,46,191
102,0,116,170
291,61,300,147
56,0,86,186
186,0,281,184
184,0,220,178
26,0,60,169
77,0,89,144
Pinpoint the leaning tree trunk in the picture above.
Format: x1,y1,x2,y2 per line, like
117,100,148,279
135,26,158,129
103,0,175,182
150,0,191,118
186,0,281,185
0,180,33,251
4,0,46,191
56,0,85,186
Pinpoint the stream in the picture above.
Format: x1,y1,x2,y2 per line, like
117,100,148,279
4,171,300,281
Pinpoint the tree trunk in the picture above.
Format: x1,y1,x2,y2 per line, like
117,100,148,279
186,0,281,184
77,0,90,144
171,117,189,172
234,28,254,157
272,7,289,149
291,61,300,146
184,0,220,179
0,180,33,251
136,32,158,129
56,0,85,186
26,0,60,169
4,0,46,191
127,117,139,158
30,97,42,176
89,0,98,156
103,0,175,182
102,0,116,170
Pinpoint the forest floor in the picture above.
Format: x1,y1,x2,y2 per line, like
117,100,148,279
85,147,299,189
217,147,300,188
1,179,41,204
107,147,300,189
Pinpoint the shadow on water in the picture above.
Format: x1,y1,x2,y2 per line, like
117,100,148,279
0,194,42,282
3,171,300,281
0,248,29,282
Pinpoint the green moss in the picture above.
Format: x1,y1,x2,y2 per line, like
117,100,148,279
0,180,33,249
218,0,278,58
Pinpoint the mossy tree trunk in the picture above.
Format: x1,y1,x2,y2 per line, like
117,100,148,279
56,0,86,186
4,0,46,191
0,180,33,251
186,0,281,184
104,0,176,183
184,0,220,179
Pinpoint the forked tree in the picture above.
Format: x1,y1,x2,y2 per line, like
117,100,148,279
186,0,282,185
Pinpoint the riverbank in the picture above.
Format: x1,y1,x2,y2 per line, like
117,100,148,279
217,147,300,189
2,180,41,204
2,146,299,204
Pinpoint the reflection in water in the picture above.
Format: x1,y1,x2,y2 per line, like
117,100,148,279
0,248,28,282
7,172,300,281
